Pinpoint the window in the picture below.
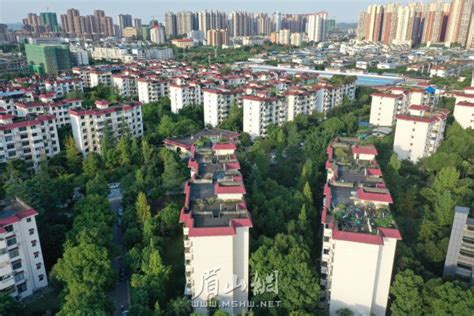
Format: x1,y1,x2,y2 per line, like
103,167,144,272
14,271,25,282
34,252,39,258
8,248,19,259
36,262,42,270
31,240,37,247
16,282,27,294
12,261,22,270
6,237,17,247
39,274,44,281
29,228,34,235
4,225,13,232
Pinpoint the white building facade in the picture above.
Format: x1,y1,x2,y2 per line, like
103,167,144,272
0,112,60,168
393,105,448,162
0,199,48,299
69,100,143,154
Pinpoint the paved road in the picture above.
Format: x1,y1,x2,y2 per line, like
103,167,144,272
108,188,129,316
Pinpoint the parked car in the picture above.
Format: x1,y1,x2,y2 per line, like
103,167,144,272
108,183,120,189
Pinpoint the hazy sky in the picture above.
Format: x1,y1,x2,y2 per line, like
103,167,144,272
0,0,416,24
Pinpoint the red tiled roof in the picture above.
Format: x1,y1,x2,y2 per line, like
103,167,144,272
212,143,236,151
367,168,382,176
379,227,402,240
352,145,378,156
0,208,38,226
371,93,401,99
409,104,430,111
357,188,393,203
456,101,474,108
214,183,246,195
0,114,55,131
332,230,384,245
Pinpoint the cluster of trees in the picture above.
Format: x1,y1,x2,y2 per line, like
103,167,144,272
372,120,474,312
52,194,116,314
238,87,373,315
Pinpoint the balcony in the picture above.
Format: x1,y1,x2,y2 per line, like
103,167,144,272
184,252,193,261
184,240,192,248
0,249,9,263
185,265,193,273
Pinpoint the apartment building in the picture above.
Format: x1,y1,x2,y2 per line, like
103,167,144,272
203,87,242,127
0,89,35,115
443,206,474,286
393,105,449,163
112,74,137,98
69,100,143,154
243,95,280,139
15,98,82,127
284,88,322,121
170,82,203,114
167,131,251,314
89,70,113,87
454,86,474,129
321,137,401,315
0,198,48,299
44,78,84,98
319,81,357,113
137,78,169,103
0,111,60,168
369,93,406,126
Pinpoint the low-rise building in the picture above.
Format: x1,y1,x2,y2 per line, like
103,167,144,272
443,206,474,286
171,38,195,49
321,137,401,315
0,198,48,299
0,111,60,168
393,105,449,162
69,100,143,154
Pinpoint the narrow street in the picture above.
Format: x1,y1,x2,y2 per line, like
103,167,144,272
108,187,129,315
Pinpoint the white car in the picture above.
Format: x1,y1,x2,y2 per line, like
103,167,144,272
108,183,120,189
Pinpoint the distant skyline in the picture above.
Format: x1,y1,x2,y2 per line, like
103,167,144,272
0,0,418,24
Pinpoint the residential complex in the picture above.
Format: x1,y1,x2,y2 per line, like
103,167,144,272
69,100,143,154
357,0,474,48
393,105,449,163
443,206,474,286
369,86,438,127
321,137,401,315
0,198,48,299
164,130,250,315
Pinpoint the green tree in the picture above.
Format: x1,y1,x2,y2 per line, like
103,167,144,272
53,240,114,314
83,153,103,178
390,270,424,316
250,234,320,312
64,135,82,173
86,173,109,196
423,278,474,315
136,192,152,224
0,293,20,315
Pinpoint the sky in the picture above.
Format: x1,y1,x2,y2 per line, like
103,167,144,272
0,0,417,24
